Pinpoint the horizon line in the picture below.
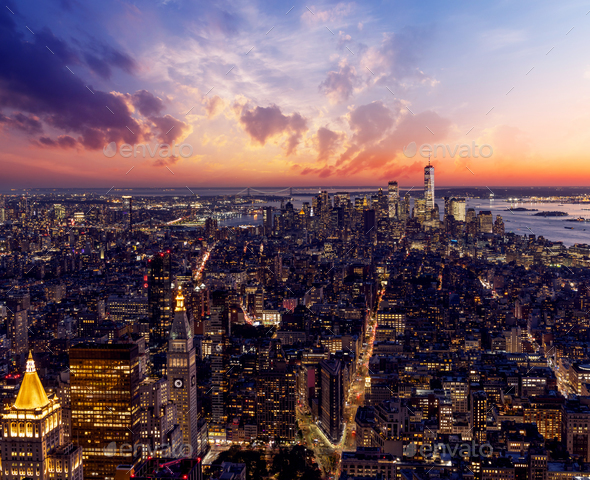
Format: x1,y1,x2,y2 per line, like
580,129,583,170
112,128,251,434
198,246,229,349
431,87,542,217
2,185,590,190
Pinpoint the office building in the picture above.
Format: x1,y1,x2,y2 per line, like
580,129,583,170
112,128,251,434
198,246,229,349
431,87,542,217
209,307,228,440
424,160,435,213
400,193,410,222
138,377,182,459
256,361,296,440
107,296,148,323
388,181,399,219
363,209,376,236
70,343,140,480
122,196,133,231
7,307,28,360
563,400,590,461
262,207,273,236
524,397,564,442
478,211,494,234
148,252,173,350
471,390,488,443
494,215,505,235
319,359,343,443
341,448,395,479
376,309,406,337
448,197,466,222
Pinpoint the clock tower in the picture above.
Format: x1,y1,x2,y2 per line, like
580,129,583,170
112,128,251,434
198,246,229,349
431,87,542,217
167,288,199,456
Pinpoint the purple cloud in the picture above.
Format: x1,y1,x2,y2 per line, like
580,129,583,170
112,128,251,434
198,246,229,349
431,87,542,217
237,104,308,156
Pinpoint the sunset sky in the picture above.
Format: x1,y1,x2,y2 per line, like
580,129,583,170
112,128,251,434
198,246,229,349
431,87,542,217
1,0,590,188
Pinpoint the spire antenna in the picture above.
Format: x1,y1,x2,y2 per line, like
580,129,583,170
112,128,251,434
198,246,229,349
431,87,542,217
26,350,35,373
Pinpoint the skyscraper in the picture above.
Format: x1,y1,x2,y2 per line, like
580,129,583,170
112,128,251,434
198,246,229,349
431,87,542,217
209,307,228,441
148,252,173,350
319,358,344,443
363,209,376,236
388,181,399,219
7,306,28,361
477,211,494,234
256,360,296,441
70,343,140,480
0,352,83,480
449,197,466,222
400,193,411,222
167,289,203,456
424,159,435,213
471,390,488,443
262,207,273,236
494,215,505,235
122,195,133,231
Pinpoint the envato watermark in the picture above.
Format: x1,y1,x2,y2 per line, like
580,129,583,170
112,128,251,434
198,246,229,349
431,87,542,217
404,441,493,459
103,142,193,158
403,141,493,159
104,441,193,459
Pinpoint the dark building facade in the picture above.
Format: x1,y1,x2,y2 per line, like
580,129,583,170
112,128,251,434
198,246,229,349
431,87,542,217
148,252,173,350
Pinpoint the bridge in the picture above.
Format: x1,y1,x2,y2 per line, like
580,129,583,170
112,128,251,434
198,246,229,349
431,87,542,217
235,187,294,196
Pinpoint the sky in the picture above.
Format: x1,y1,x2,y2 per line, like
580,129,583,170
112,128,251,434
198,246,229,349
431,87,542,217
1,0,590,188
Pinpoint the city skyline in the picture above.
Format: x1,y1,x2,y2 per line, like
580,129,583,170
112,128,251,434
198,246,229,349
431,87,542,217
1,179,590,479
1,1,590,187
1,1,590,479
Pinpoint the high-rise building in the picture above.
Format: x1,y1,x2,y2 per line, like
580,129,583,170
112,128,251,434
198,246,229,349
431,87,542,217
466,208,478,237
563,400,590,461
7,307,28,360
70,343,141,480
413,199,426,224
471,390,488,443
256,360,296,440
167,289,205,456
319,359,344,443
262,207,273,236
334,192,350,209
138,377,182,459
209,307,228,440
122,196,133,231
0,352,83,480
448,197,466,222
363,209,376,236
400,193,411,222
148,252,173,350
477,211,494,234
424,160,435,213
204,218,217,238
493,215,505,235
504,327,522,353
388,181,399,219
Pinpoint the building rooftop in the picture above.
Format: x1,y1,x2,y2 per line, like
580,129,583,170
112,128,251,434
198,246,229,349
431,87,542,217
14,352,50,410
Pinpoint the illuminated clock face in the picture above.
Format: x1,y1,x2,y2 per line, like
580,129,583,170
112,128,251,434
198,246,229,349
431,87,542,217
174,378,184,389
191,375,196,387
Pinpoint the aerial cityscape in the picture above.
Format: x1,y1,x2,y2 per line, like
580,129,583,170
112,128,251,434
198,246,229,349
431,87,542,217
1,1,590,480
